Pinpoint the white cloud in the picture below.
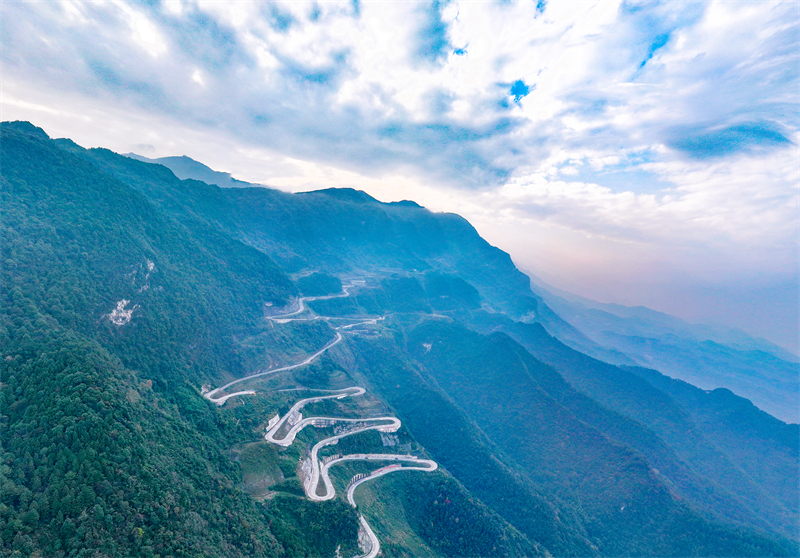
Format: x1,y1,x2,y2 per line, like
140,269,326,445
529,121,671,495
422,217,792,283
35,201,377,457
123,4,167,57
162,0,183,17
500,145,797,262
191,68,204,86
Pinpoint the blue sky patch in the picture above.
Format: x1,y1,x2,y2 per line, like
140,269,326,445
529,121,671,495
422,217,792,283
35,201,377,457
558,150,670,194
620,1,644,15
280,54,348,86
414,0,451,64
639,32,670,68
671,121,792,159
265,4,296,32
510,80,531,102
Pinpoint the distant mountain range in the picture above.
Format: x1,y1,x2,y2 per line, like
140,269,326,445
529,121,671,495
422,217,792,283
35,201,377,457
524,274,799,423
2,120,797,557
124,153,253,189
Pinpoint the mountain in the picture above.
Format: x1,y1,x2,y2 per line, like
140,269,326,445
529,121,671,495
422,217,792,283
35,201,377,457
124,153,252,189
469,314,798,538
525,274,799,423
0,122,353,557
2,120,797,557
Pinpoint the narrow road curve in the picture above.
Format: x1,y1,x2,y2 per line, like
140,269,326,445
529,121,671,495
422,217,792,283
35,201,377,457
265,387,367,445
267,286,352,323
304,423,403,501
205,284,383,406
342,457,438,558
343,457,438,507
266,386,436,558
203,332,343,405
203,284,437,557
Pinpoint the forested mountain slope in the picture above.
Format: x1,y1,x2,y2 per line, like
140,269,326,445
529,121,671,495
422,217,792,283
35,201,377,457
2,121,797,557
0,122,358,556
400,319,797,544
461,312,798,538
56,141,537,315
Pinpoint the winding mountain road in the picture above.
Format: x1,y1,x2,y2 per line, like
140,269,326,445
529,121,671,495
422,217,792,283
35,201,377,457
202,285,437,558
267,286,352,323
343,457,438,558
203,332,343,405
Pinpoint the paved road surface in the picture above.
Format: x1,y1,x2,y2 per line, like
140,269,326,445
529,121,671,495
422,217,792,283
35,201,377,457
203,332,343,405
203,284,437,557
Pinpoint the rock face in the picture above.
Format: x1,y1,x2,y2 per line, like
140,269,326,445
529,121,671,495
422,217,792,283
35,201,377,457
107,299,137,325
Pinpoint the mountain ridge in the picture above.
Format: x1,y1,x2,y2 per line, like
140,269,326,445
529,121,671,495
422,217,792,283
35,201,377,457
119,142,799,423
124,153,251,189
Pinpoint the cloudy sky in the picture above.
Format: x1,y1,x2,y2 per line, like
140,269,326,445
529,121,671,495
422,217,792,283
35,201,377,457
3,0,798,352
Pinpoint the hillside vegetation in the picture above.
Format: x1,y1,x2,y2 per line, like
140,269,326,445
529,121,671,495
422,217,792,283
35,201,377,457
2,121,797,557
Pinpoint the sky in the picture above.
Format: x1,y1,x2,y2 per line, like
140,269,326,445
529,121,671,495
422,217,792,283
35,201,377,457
2,0,798,353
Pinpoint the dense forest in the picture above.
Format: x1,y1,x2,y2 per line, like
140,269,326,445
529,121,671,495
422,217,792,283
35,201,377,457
0,123,356,556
